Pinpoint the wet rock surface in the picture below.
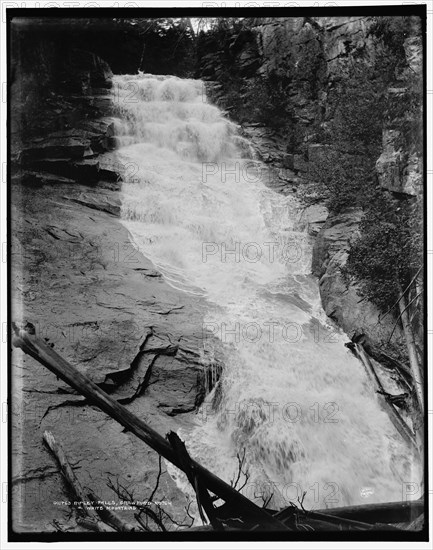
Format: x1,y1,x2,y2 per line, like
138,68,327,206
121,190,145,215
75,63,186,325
11,174,210,532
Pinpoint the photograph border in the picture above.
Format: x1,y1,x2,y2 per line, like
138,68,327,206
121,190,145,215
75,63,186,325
6,3,429,543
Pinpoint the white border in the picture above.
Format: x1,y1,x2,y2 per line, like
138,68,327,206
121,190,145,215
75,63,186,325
0,1,431,548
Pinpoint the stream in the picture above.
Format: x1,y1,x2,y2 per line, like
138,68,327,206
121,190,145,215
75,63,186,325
110,73,420,513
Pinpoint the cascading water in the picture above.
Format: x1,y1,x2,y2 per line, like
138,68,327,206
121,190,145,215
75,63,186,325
111,73,420,514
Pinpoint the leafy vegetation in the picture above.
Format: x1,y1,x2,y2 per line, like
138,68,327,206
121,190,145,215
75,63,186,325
342,17,422,310
344,194,423,311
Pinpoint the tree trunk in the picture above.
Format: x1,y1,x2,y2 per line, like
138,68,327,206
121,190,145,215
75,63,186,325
43,431,115,532
397,282,424,414
355,344,418,452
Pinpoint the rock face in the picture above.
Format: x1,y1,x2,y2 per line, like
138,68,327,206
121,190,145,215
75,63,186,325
10,42,214,533
200,16,375,182
199,15,423,366
311,209,405,359
12,173,214,532
312,208,363,278
297,204,329,237
376,127,423,196
375,36,423,198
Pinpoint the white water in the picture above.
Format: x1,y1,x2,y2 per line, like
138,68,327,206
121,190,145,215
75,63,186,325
111,73,420,513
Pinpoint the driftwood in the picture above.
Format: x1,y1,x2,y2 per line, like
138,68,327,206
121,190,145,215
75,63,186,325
12,323,288,531
378,351,413,382
285,512,400,531
42,431,115,533
87,490,139,532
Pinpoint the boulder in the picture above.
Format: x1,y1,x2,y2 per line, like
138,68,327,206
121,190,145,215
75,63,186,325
298,204,329,236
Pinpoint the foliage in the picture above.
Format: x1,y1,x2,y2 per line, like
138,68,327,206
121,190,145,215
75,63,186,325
309,15,423,318
309,152,375,212
240,73,294,128
368,15,419,72
132,18,196,76
307,62,386,212
343,193,423,311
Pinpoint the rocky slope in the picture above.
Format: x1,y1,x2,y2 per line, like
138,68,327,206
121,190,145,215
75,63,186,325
10,41,213,532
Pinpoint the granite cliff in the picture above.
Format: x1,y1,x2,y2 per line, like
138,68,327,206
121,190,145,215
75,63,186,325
197,15,423,365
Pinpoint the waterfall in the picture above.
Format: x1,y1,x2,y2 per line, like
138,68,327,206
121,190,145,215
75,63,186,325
111,73,420,513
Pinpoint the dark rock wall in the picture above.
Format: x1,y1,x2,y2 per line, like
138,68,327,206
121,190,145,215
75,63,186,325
10,20,114,157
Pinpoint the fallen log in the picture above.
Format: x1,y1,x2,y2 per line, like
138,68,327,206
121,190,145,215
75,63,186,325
87,490,140,532
274,507,402,531
312,499,424,525
12,323,288,531
378,351,413,382
396,282,424,414
354,344,419,453
167,431,223,530
42,430,114,533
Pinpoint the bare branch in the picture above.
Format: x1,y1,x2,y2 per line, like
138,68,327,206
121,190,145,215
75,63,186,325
378,267,422,324
387,290,423,344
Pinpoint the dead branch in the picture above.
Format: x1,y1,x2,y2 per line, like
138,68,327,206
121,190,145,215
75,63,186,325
87,490,140,532
107,460,194,532
378,267,422,324
107,475,167,532
387,290,424,344
42,430,114,532
230,448,250,492
12,324,287,531
395,283,424,415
